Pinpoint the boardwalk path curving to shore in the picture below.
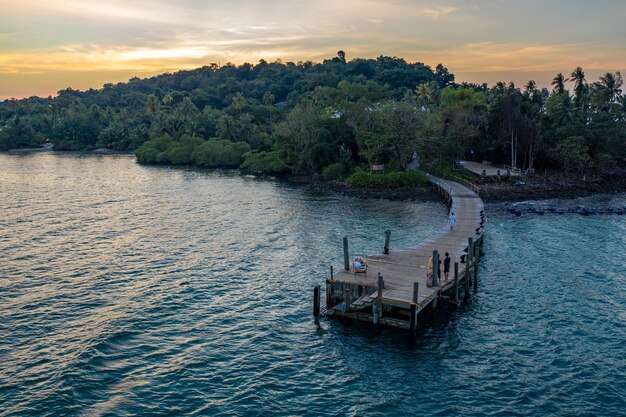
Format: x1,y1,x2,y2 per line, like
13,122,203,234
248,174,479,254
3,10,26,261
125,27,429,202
323,174,486,328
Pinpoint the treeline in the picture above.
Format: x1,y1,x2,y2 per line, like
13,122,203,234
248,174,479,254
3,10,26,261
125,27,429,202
0,52,624,179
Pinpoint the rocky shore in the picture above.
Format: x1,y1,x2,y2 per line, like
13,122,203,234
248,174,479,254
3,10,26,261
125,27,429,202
478,175,626,203
304,180,440,202
304,174,626,204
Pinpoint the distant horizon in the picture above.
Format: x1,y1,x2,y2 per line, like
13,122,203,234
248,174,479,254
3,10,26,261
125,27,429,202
1,0,624,100
1,55,622,101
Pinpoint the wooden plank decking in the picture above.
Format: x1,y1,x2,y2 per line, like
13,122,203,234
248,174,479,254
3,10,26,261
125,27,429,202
325,175,485,323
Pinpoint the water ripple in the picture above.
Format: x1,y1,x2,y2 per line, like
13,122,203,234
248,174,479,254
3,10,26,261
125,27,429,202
1,154,625,416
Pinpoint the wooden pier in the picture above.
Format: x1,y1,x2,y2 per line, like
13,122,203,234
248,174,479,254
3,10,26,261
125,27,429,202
314,175,486,332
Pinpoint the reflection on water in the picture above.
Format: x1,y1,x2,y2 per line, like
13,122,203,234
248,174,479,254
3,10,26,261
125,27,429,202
0,153,624,416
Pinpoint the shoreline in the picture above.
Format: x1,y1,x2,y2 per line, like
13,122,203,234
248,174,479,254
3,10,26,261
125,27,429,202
3,146,134,156
301,176,626,204
2,149,624,203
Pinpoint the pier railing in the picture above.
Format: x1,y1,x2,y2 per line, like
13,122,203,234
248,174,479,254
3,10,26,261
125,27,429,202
453,177,480,195
314,174,487,334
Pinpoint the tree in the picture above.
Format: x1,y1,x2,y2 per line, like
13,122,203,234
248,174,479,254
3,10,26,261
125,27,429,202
415,82,437,109
550,136,591,174
434,64,455,89
592,72,623,112
567,67,587,111
162,94,173,113
263,91,275,140
230,92,246,117
276,100,329,174
439,87,486,163
362,99,428,169
551,73,566,95
176,97,199,136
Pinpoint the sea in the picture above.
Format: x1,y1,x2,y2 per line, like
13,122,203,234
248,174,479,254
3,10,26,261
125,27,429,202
1,153,624,416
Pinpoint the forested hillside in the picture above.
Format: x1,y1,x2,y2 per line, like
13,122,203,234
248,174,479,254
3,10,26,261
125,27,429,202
1,52,624,179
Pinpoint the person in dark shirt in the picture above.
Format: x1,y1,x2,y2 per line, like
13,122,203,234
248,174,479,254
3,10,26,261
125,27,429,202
443,252,451,281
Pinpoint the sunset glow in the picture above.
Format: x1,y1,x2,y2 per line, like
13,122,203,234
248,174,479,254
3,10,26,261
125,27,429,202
1,0,624,99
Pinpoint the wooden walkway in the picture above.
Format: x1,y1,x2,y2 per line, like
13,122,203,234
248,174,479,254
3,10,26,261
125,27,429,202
316,175,486,330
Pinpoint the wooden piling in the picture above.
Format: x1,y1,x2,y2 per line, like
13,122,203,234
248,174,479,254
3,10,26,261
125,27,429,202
384,230,391,255
409,303,417,335
372,302,379,324
377,273,384,321
432,250,439,287
313,285,320,317
474,245,480,292
464,262,470,301
467,237,474,286
412,282,419,304
453,262,459,304
343,236,349,271
330,265,334,279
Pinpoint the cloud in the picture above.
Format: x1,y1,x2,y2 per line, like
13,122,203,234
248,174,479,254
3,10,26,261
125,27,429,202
427,41,626,73
0,0,624,97
422,6,459,18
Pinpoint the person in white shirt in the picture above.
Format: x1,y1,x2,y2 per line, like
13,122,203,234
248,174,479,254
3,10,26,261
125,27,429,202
449,212,456,230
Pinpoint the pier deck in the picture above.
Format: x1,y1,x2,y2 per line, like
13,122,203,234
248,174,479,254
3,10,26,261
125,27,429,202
320,175,486,329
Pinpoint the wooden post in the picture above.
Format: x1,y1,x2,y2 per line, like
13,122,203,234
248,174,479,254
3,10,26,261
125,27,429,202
343,236,349,271
330,265,334,279
313,285,320,317
453,262,459,304
373,302,379,324
377,273,384,321
409,303,417,336
344,288,351,310
384,230,391,254
464,263,470,301
325,280,331,307
474,245,480,292
412,282,419,304
432,250,439,287
467,237,474,286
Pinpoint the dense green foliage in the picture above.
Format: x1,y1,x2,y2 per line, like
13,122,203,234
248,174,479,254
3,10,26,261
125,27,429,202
1,54,624,182
347,170,428,187
134,134,252,167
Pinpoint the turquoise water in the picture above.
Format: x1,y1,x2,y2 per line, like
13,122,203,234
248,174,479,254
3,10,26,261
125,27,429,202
1,154,625,416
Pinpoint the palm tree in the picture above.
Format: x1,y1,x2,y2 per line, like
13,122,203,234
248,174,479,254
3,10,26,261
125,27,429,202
162,94,173,113
263,91,275,140
502,85,522,169
551,73,566,95
524,80,537,98
231,92,246,118
415,82,433,108
567,67,586,110
177,97,199,136
145,94,161,117
593,72,623,111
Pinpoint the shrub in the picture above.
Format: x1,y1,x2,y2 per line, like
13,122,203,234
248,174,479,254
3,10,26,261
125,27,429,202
322,162,349,180
192,139,251,168
135,134,174,164
164,135,205,165
347,169,428,187
240,151,289,175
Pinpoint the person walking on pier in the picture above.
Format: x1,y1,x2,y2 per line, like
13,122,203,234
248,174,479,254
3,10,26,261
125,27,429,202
449,212,456,230
443,252,451,281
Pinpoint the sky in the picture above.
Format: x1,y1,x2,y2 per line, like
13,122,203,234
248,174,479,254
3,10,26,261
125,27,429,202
1,0,625,99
